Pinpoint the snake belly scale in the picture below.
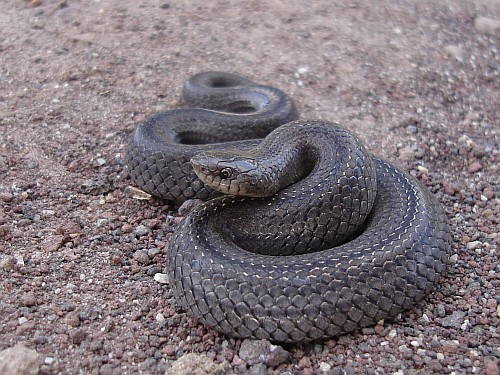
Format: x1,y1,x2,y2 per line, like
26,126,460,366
127,72,451,343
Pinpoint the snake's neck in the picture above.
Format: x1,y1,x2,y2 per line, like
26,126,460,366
260,143,317,193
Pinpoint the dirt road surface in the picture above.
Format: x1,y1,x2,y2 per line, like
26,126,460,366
1,1,498,374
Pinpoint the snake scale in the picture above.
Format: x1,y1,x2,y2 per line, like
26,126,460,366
127,72,451,343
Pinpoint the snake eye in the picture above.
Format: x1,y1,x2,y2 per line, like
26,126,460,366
219,168,232,179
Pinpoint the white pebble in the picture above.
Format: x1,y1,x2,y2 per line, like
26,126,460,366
96,218,109,227
474,16,500,36
469,349,479,357
18,317,28,325
155,313,165,323
444,45,463,61
13,255,24,266
44,357,54,365
417,165,429,174
297,66,309,74
417,348,427,356
319,362,331,372
467,241,482,250
461,319,469,330
436,353,444,360
154,273,169,284
410,340,420,347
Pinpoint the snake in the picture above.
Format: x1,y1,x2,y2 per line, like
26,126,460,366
127,72,451,343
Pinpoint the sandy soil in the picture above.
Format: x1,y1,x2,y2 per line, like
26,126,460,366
0,0,498,374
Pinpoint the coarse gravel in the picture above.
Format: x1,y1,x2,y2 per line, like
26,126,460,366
0,0,498,374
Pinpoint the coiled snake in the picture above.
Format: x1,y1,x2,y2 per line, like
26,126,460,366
127,72,450,343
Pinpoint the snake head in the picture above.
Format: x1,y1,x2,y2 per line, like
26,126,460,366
191,152,276,197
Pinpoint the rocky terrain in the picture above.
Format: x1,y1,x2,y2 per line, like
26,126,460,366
0,0,498,374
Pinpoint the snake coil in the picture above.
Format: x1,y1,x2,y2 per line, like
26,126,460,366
127,72,450,343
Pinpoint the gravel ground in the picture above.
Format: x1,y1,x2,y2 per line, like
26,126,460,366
0,0,499,374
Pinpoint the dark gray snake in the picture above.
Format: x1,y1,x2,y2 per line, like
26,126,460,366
127,72,451,343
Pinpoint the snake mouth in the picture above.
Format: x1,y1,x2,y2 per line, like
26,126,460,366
190,155,211,178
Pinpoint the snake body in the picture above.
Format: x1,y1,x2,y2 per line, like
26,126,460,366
127,72,450,343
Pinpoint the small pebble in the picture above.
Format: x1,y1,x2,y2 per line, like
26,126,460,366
461,319,469,331
21,291,37,307
26,161,38,169
417,165,429,174
71,329,86,345
319,362,331,372
485,358,500,375
134,224,151,237
418,313,430,324
133,249,151,265
0,344,42,374
0,256,17,271
441,310,467,329
413,147,426,159
154,273,169,284
444,45,463,61
406,125,418,134
148,247,160,257
96,218,109,227
155,313,165,323
398,344,410,352
44,357,55,365
472,143,486,158
442,340,460,353
398,145,414,162
474,16,500,36
239,339,290,367
121,223,133,233
0,192,14,202
297,66,309,74
482,188,494,199
165,353,226,375
42,235,65,252
467,161,483,173
467,241,482,251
